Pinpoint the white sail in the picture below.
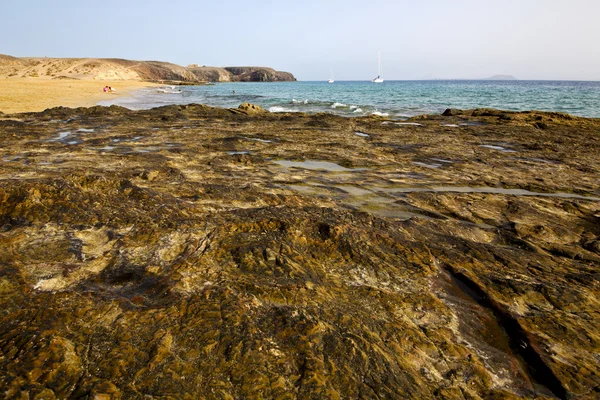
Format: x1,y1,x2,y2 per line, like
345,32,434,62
328,68,334,83
372,52,384,83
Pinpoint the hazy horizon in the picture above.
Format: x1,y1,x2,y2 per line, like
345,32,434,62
3,0,599,81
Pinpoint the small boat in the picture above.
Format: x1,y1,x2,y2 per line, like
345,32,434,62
372,52,384,83
328,68,334,83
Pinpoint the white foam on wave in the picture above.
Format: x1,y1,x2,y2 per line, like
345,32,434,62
370,111,389,117
269,106,296,113
331,102,347,109
157,87,182,94
353,108,363,113
292,99,309,104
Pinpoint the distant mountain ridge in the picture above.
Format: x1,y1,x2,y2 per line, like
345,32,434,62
483,75,518,81
0,55,296,83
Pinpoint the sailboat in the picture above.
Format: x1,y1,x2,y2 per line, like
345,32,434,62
328,68,334,83
372,51,384,83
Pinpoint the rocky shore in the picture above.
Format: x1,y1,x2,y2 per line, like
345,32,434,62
0,104,598,399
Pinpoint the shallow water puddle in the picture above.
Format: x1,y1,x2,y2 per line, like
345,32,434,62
480,144,517,153
333,185,373,196
274,160,366,172
77,128,95,133
347,198,433,220
513,157,560,165
2,155,26,162
431,158,454,164
379,186,600,201
228,151,250,155
48,131,71,142
412,161,443,169
97,143,178,154
286,184,329,196
286,183,371,197
460,121,487,126
246,137,272,143
395,122,422,126
97,146,115,151
284,182,434,220
354,131,370,137
134,147,160,153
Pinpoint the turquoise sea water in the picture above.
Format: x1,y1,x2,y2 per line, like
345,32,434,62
99,80,600,118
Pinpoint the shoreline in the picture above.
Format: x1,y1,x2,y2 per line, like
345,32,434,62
94,80,600,119
0,77,161,114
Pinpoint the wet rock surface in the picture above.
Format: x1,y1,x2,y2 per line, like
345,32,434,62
0,105,599,399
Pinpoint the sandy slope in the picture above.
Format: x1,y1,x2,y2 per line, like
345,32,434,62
0,56,170,113
0,78,159,114
0,57,144,80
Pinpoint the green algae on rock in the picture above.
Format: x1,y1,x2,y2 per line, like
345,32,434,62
0,104,599,399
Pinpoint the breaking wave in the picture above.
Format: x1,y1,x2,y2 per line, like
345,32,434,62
331,102,347,108
269,106,296,113
370,111,389,117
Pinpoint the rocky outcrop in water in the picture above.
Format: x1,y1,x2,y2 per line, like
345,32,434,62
0,105,598,399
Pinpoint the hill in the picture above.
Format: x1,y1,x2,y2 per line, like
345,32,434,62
483,74,518,80
0,55,296,83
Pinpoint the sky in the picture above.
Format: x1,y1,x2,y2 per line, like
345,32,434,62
2,0,599,81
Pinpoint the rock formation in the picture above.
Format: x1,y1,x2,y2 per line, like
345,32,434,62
224,67,296,82
0,105,598,399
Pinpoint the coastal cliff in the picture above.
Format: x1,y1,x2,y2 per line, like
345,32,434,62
0,55,296,83
224,66,296,82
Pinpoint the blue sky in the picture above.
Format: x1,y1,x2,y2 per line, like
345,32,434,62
2,0,599,80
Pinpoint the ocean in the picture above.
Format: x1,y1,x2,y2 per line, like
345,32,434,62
99,80,600,119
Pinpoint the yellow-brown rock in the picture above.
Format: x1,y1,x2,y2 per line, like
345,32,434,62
0,105,598,399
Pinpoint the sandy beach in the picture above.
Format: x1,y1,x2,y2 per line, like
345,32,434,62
0,78,159,114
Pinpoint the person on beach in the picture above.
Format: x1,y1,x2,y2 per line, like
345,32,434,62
103,86,108,92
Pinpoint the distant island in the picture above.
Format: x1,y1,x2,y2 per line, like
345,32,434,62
0,54,296,83
483,74,518,80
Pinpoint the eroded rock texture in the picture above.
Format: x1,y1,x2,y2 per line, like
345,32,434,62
0,105,599,399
